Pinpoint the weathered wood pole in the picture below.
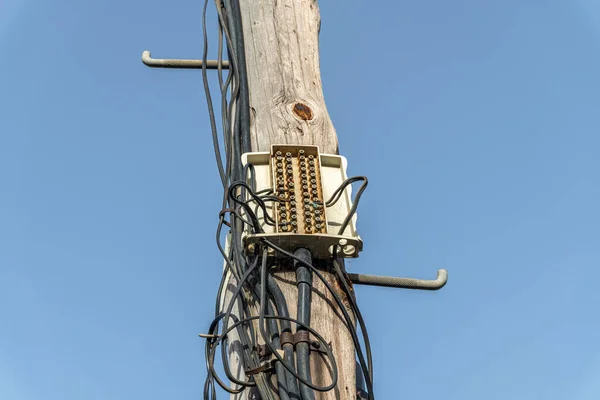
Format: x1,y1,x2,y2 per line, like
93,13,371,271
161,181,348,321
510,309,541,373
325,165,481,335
234,1,357,399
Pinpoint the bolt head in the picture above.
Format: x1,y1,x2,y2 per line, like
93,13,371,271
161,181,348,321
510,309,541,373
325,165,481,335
343,245,356,256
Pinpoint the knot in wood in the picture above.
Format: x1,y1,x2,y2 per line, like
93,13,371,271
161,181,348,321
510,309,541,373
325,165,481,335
293,102,313,121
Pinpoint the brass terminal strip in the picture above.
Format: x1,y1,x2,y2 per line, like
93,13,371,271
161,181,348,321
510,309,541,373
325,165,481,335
271,145,328,235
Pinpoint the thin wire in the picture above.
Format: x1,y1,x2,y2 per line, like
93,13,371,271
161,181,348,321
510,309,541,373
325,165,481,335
258,249,338,391
338,177,368,235
325,176,369,234
260,239,374,396
207,184,373,398
332,257,374,398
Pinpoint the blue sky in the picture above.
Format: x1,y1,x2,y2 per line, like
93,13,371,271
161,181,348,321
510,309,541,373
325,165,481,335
1,0,599,399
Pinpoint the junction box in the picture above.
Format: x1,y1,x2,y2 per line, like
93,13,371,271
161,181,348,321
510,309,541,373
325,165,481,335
241,145,363,259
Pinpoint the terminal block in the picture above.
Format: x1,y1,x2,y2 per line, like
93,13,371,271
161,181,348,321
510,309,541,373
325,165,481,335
271,146,327,235
241,145,363,259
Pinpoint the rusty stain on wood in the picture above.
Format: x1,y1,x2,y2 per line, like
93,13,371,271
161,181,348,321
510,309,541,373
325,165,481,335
293,102,313,121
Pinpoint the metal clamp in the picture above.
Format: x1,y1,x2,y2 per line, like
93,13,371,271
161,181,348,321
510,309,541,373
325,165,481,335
293,331,311,345
278,331,330,354
348,269,448,291
141,50,230,69
280,331,294,347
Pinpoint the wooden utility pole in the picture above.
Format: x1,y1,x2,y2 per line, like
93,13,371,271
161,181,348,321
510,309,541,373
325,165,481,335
236,1,356,399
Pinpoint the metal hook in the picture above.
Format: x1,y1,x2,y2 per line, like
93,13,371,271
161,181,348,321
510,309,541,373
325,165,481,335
347,269,448,291
141,50,230,69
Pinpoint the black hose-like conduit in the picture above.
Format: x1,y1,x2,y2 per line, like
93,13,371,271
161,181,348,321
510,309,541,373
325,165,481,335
294,248,316,400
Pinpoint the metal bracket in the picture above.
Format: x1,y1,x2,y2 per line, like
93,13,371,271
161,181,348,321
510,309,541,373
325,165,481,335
245,360,275,376
256,344,272,358
141,50,230,69
245,233,362,259
348,269,448,291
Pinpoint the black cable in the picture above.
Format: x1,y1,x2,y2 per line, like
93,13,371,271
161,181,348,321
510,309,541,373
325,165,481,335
294,248,316,400
257,251,338,392
209,208,373,398
211,315,337,385
325,176,368,235
253,250,294,400
201,0,227,187
221,0,244,183
227,0,252,154
207,316,247,395
234,179,281,226
261,239,373,398
325,177,364,207
209,267,257,392
332,258,374,398
207,242,259,392
228,183,263,232
228,181,282,230
267,274,300,399
338,178,368,235
214,0,241,209
212,246,270,397
265,299,290,400
216,11,233,185
210,179,373,398
205,248,337,394
216,214,242,281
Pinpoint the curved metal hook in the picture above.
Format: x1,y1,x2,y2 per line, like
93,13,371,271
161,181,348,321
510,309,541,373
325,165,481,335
348,269,448,291
141,50,230,69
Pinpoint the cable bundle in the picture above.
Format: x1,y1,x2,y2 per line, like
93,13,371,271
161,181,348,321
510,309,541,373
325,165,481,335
200,1,373,398
204,182,373,399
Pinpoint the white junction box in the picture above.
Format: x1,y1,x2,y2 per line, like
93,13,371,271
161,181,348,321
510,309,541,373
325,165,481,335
241,145,363,258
